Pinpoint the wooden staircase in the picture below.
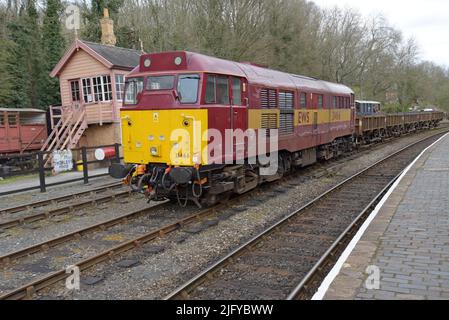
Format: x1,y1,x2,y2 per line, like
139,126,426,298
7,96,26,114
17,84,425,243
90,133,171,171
41,105,88,166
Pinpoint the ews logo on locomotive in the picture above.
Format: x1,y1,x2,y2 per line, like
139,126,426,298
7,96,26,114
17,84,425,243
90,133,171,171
298,111,311,125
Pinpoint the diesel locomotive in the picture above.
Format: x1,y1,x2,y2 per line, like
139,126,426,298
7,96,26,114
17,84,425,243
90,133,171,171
111,51,443,207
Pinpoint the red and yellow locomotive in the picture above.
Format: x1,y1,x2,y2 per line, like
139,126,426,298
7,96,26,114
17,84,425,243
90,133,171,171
112,51,357,206
114,51,444,206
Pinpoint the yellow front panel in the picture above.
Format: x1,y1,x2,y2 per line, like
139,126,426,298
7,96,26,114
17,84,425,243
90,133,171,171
121,109,209,166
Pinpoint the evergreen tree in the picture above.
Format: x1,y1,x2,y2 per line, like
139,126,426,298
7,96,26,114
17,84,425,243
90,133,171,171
25,0,43,109
116,25,139,49
0,39,14,107
5,0,45,109
6,5,32,108
41,0,65,108
0,5,13,107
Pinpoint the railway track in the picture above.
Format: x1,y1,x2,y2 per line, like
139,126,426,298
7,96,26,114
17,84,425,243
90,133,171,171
165,132,446,300
0,162,330,300
0,201,168,265
0,128,446,300
0,202,229,300
0,189,133,230
0,182,123,216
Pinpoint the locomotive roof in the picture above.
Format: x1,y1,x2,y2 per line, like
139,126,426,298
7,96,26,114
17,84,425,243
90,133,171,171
0,108,46,113
129,51,354,95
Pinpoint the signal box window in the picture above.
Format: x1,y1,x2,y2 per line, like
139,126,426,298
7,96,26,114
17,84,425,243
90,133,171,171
178,74,200,104
232,78,242,105
70,80,80,102
103,76,113,101
0,113,4,127
115,75,125,100
93,76,112,102
82,78,93,103
147,75,174,91
82,76,112,103
333,96,337,108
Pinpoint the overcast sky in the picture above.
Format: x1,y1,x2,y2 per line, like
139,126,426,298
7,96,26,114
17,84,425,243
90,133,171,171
312,0,449,67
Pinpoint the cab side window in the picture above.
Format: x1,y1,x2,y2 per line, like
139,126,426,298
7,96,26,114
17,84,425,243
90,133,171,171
232,77,242,105
216,76,229,105
205,75,216,104
205,75,230,105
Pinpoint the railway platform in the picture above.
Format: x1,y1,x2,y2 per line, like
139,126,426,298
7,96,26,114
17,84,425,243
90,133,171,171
318,133,449,300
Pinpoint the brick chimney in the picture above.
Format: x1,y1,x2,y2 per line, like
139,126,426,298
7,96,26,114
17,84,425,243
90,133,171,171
100,8,117,46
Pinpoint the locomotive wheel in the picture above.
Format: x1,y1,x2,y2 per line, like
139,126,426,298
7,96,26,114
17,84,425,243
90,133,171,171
201,191,231,208
130,176,143,192
283,153,292,175
277,154,286,179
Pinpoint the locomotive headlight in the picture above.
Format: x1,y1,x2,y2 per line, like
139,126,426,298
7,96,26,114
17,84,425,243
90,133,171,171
159,135,165,141
150,147,160,157
148,135,155,141
174,57,183,66
144,58,151,68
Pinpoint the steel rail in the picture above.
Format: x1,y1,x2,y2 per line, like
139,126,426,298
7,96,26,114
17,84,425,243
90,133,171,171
286,177,397,300
0,202,229,300
0,189,133,229
287,132,447,300
0,201,168,265
164,131,447,300
2,128,447,300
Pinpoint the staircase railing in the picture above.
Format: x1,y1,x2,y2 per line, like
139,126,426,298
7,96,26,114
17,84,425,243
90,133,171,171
42,110,74,152
60,109,87,150
41,104,88,168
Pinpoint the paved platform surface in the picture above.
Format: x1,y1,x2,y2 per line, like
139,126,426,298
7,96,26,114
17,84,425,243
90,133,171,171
323,133,449,300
